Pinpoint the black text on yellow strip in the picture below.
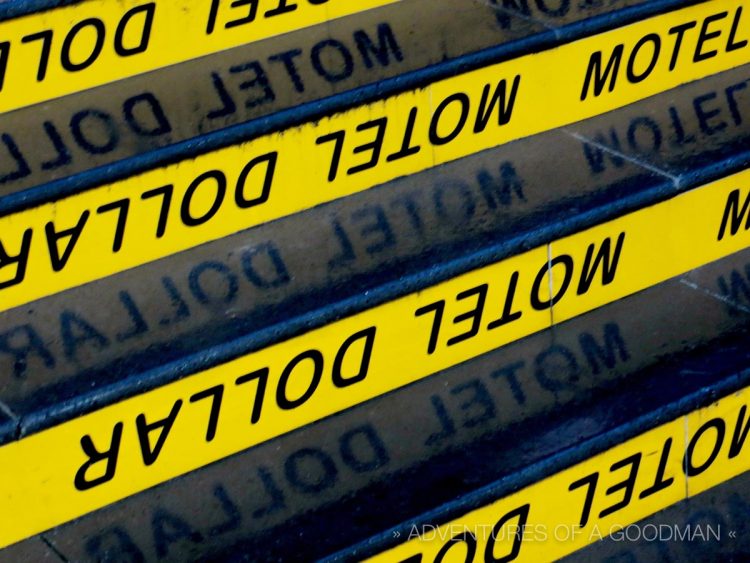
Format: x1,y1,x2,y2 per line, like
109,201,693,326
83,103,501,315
369,377,750,562
40,248,750,561
564,456,750,561
0,0,398,113
3,135,750,547
0,0,520,196
1,0,748,312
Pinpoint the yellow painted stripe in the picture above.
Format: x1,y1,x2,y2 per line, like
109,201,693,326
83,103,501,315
2,135,750,548
0,0,400,113
1,0,747,312
368,376,750,562
0,0,513,197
